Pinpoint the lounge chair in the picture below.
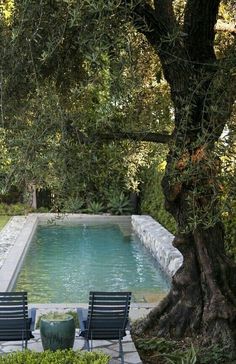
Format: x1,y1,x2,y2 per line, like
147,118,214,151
0,292,36,349
77,291,132,364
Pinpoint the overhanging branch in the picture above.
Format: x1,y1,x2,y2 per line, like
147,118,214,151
74,129,171,144
94,131,171,144
183,0,221,62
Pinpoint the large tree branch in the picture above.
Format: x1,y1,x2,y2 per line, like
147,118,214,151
73,129,171,145
183,0,221,62
130,1,160,47
153,0,177,30
93,131,171,144
130,1,189,91
125,0,178,48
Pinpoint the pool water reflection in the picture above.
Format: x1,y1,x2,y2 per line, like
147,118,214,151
15,224,170,302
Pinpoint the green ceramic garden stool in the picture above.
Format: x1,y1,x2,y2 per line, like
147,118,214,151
40,313,75,351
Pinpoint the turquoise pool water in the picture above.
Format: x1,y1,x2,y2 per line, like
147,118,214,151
15,224,170,303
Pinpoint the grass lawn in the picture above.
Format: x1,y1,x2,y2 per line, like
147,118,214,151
0,215,10,230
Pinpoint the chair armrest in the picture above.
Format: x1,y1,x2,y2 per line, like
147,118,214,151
77,308,88,333
29,307,36,331
126,319,131,331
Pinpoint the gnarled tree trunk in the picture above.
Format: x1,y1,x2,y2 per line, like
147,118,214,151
131,0,236,353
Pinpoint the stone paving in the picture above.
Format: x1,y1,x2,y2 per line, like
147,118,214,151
0,304,154,364
0,216,27,269
0,329,141,364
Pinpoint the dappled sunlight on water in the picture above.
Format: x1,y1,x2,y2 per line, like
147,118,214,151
15,224,170,303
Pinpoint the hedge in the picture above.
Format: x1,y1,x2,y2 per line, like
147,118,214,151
0,350,110,364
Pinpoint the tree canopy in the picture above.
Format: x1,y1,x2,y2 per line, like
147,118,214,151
1,0,236,355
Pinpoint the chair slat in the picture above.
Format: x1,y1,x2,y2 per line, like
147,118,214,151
89,306,128,311
0,292,27,297
89,291,130,296
0,291,33,348
0,306,28,311
87,291,131,337
0,301,28,306
91,300,130,307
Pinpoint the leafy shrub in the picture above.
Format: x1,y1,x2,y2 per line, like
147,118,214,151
36,206,49,213
86,201,104,214
163,344,197,364
135,337,233,364
223,201,236,260
62,197,85,213
107,192,132,215
136,337,176,353
0,203,28,216
0,350,110,364
198,344,233,364
140,163,176,234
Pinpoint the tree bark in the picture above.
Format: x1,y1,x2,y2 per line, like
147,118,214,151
131,0,236,353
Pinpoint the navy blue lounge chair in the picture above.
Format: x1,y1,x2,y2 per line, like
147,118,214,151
0,292,36,349
77,291,132,364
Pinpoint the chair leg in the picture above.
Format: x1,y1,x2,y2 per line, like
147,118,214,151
21,331,27,350
90,332,93,351
83,338,90,351
119,338,124,364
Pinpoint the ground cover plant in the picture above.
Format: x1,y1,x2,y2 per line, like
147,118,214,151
0,203,29,216
0,216,9,230
0,350,109,364
134,336,233,364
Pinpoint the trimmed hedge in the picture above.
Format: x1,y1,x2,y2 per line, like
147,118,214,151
0,203,29,216
0,350,110,364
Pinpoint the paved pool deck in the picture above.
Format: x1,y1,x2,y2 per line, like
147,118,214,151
0,215,166,363
0,303,155,364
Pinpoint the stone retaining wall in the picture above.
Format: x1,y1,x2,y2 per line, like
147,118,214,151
131,215,183,277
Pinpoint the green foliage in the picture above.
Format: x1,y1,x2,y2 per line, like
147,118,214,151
40,312,73,322
0,203,50,216
62,197,85,213
223,202,236,260
198,344,233,363
221,152,236,260
140,162,176,234
0,203,28,216
36,311,79,329
86,201,105,214
107,192,132,215
136,337,232,364
0,350,109,364
136,337,176,353
163,345,197,364
0,215,10,229
1,0,173,213
36,206,50,213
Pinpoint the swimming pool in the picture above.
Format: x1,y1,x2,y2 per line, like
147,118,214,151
14,223,170,303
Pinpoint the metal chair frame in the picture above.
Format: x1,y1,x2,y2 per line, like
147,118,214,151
77,291,132,364
0,292,36,349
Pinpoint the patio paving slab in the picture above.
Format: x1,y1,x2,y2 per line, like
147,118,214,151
0,330,142,364
0,304,150,363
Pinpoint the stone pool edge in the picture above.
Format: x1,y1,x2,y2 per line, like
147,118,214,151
0,214,38,291
132,215,183,277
